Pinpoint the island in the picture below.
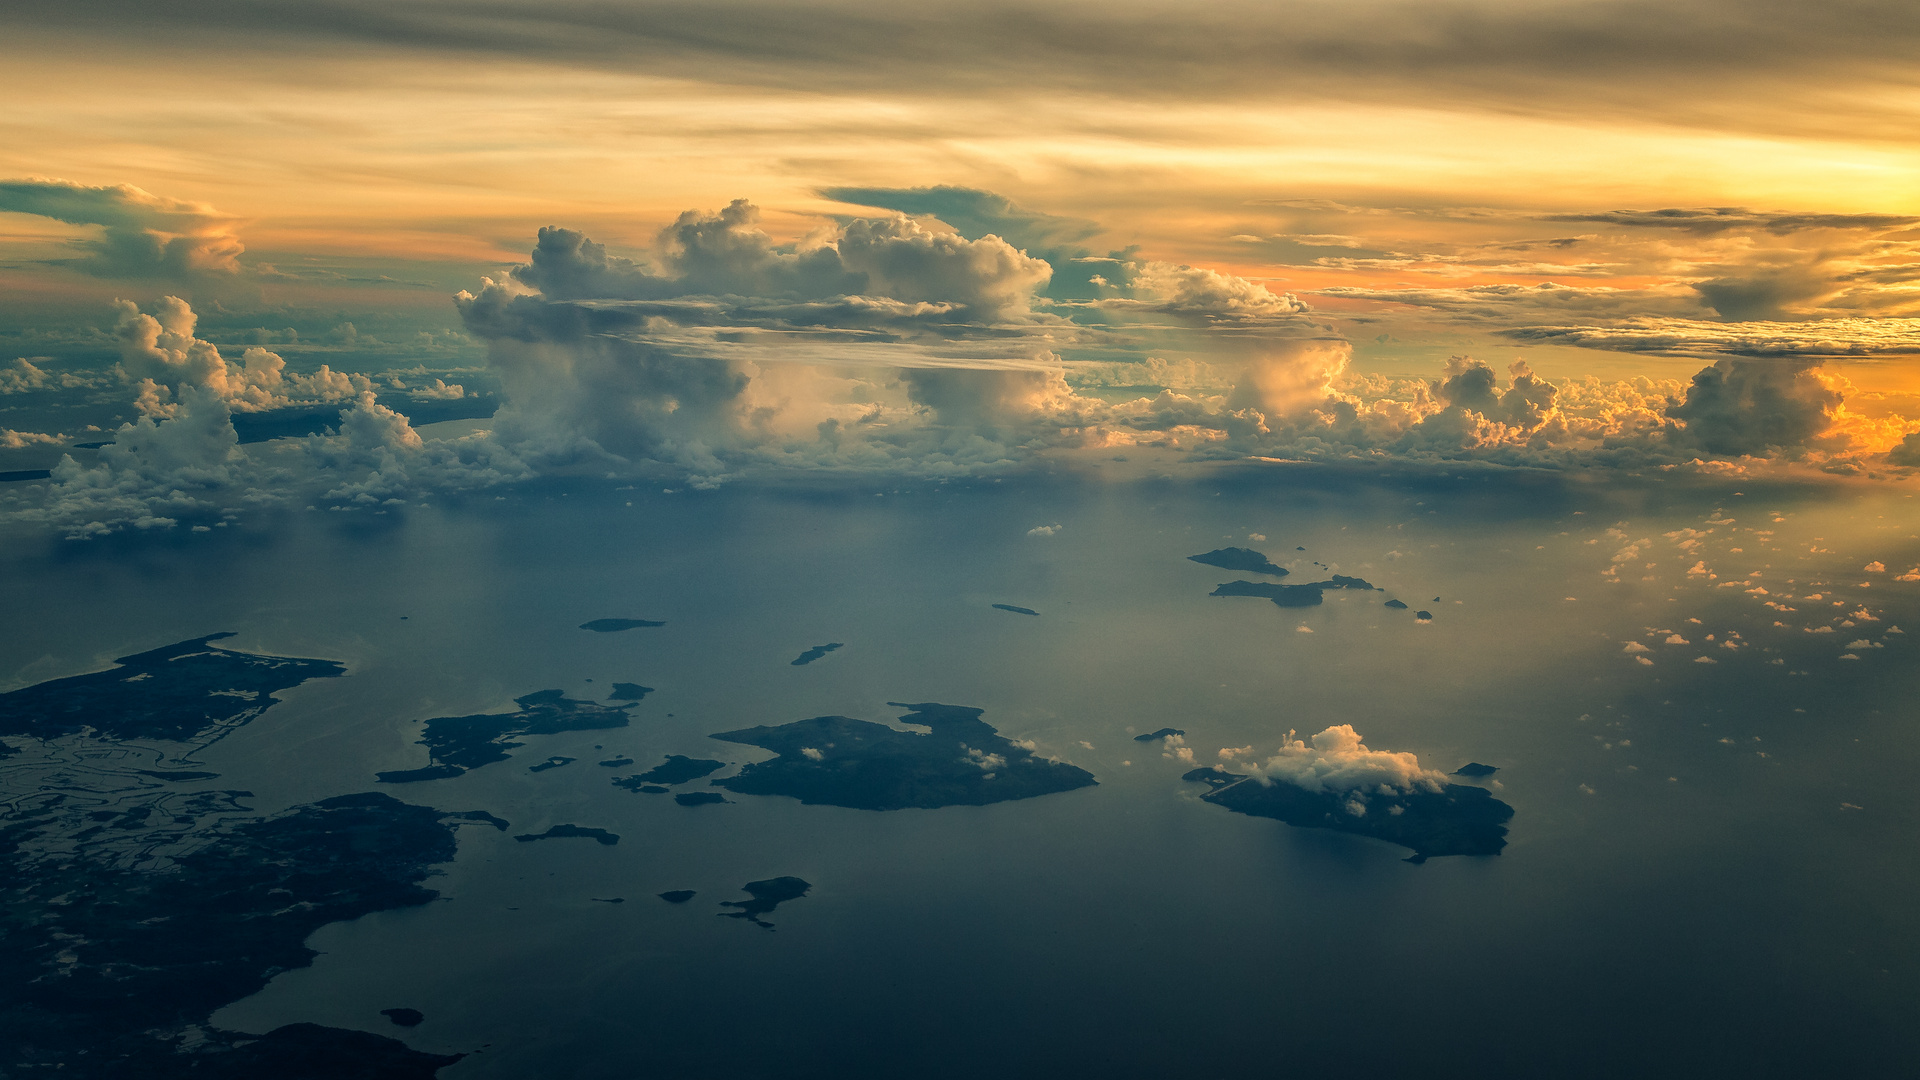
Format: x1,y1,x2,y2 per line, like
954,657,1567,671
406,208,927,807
1135,727,1186,742
707,702,1097,811
613,755,725,791
992,604,1040,616
382,1008,426,1028
1188,548,1288,576
598,756,635,768
719,877,811,929
513,824,620,846
0,633,344,743
1210,575,1378,608
674,791,728,806
1384,599,1408,609
608,683,653,701
579,619,665,633
791,643,843,665
1183,768,1512,861
0,789,488,1075
659,890,696,903
1416,610,1433,622
376,689,634,783
1453,762,1499,777
528,756,575,773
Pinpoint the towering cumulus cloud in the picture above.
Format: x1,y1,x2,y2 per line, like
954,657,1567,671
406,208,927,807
0,179,243,278
1663,357,1842,456
113,297,368,413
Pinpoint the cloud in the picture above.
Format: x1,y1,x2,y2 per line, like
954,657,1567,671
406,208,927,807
31,386,243,538
1542,208,1920,235
1664,358,1841,456
1232,725,1447,796
112,297,373,412
0,179,243,278
1500,317,1920,357
1225,340,1352,418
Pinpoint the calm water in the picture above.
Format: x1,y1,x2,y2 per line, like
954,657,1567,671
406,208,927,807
4,464,1917,1077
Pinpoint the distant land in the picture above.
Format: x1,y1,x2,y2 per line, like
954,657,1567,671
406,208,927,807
1185,769,1513,862
1453,762,1498,777
992,604,1039,616
580,619,666,632
1135,728,1186,742
709,702,1096,811
719,877,811,929
791,643,843,665
376,689,633,783
608,683,653,701
514,824,620,846
1385,599,1408,609
1188,548,1288,576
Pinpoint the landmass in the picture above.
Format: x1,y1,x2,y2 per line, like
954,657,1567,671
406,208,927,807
580,619,665,633
608,683,653,701
1183,768,1513,861
659,890,696,903
513,824,619,846
791,643,843,665
708,702,1097,811
0,469,53,483
1188,548,1288,576
1416,611,1433,622
719,877,811,929
0,633,344,743
1453,762,1498,777
1210,575,1378,608
1384,599,1408,609
376,689,633,783
528,756,575,773
613,755,725,791
598,757,634,768
992,604,1040,616
0,790,487,1076
675,792,727,806
382,1008,425,1028
1135,728,1186,742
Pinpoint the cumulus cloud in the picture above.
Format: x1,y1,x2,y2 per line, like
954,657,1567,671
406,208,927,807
1230,725,1447,796
0,179,243,277
112,297,372,412
32,387,243,538
1663,358,1840,456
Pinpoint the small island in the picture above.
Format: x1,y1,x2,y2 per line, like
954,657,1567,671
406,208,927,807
613,754,726,790
708,702,1096,811
992,604,1040,616
719,877,811,929
1384,599,1408,609
528,756,575,773
791,643,843,665
1188,548,1288,576
1135,728,1186,742
377,689,634,783
1211,575,1378,608
675,791,727,806
1453,762,1499,777
513,824,620,846
608,683,653,701
381,1008,425,1028
1184,768,1512,861
580,619,665,633
659,890,696,903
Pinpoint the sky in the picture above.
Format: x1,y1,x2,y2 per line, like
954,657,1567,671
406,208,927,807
4,2,1920,514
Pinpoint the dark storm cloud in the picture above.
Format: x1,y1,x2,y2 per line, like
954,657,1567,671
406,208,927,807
0,180,243,278
14,0,1920,140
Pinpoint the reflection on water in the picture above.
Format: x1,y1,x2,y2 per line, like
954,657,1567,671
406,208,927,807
3,465,1917,1077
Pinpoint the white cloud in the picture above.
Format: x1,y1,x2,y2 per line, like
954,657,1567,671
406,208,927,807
1237,725,1447,796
